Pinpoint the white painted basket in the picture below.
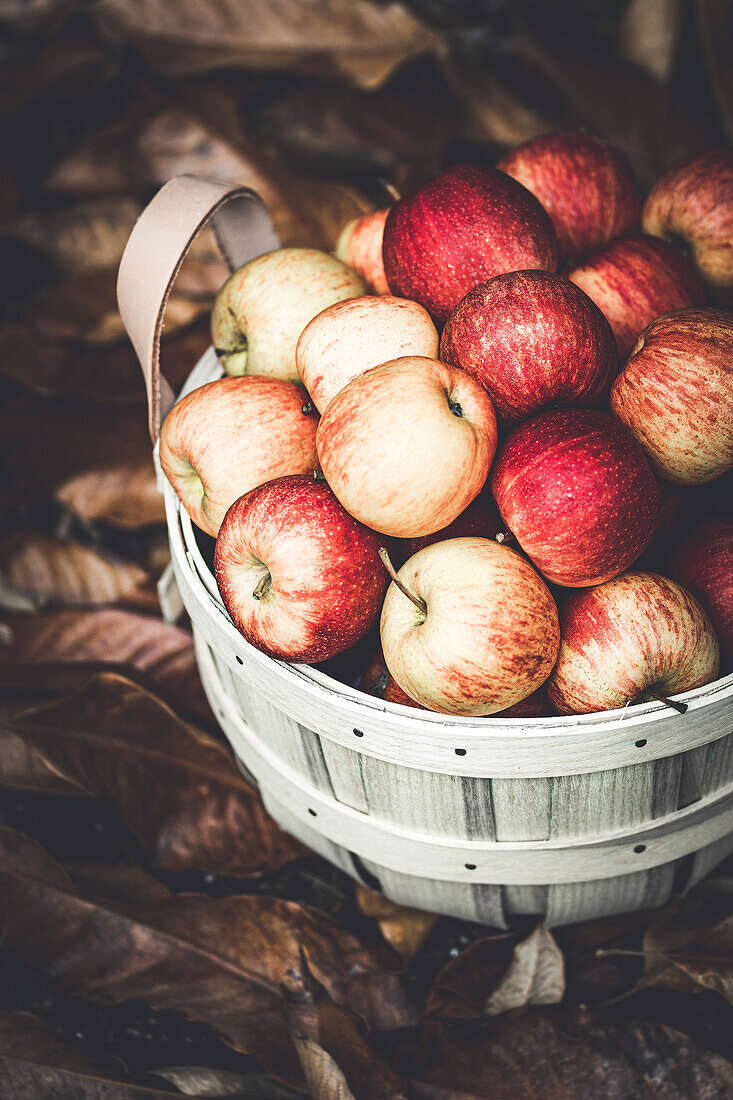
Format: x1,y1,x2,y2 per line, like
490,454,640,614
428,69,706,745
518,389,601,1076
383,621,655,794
118,176,733,928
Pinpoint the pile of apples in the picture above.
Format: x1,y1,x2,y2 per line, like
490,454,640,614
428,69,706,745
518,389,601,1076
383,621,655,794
160,134,733,719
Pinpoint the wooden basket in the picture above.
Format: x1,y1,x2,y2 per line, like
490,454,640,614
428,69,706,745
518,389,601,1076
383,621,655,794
118,176,733,928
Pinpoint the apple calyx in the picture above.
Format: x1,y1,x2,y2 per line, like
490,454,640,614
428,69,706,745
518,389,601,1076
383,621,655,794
495,531,514,545
378,547,427,617
302,401,315,416
448,396,464,418
640,687,688,714
252,571,272,601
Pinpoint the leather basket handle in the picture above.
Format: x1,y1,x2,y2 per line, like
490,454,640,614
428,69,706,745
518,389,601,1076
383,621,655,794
117,175,280,441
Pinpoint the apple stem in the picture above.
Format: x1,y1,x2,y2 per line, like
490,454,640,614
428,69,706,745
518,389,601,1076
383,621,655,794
252,573,272,601
378,178,402,203
378,548,427,615
495,531,515,545
647,688,688,715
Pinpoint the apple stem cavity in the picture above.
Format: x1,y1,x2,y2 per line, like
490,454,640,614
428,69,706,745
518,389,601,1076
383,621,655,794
495,531,515,545
378,547,427,616
252,571,272,601
646,687,688,714
447,396,464,418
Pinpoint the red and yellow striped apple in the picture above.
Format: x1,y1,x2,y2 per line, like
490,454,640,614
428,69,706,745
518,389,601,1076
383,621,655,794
335,209,390,294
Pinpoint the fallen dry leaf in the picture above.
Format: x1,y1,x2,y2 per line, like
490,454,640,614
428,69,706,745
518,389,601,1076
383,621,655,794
0,610,211,725
0,827,416,1087
637,911,733,1006
0,533,153,611
425,930,525,1019
404,1011,733,1099
1,198,141,273
91,0,437,89
356,886,438,962
6,671,308,875
483,926,565,1017
154,1065,303,1096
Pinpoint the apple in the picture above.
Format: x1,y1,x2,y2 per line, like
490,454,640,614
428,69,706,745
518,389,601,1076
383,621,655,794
440,270,617,421
381,163,558,325
296,295,438,413
642,149,733,304
211,248,365,381
392,491,498,566
335,209,390,294
669,520,733,668
214,475,387,663
610,307,733,485
159,376,319,538
547,571,720,714
379,537,560,716
567,235,705,358
317,356,497,538
497,131,641,260
490,408,659,587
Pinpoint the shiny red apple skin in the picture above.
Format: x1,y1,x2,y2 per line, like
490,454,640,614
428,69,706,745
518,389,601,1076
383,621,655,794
610,307,733,485
498,131,640,260
490,408,659,587
669,520,733,668
547,571,720,714
214,475,387,663
642,149,733,304
567,235,705,358
159,376,319,538
335,209,390,294
392,491,498,566
317,356,497,539
440,270,617,421
382,163,558,325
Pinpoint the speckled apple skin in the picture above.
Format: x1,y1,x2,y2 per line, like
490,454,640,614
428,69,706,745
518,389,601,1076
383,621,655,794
490,408,659,587
610,308,733,487
670,520,733,669
335,209,390,295
547,571,720,715
159,376,319,538
440,270,617,421
214,475,387,663
380,537,560,716
317,356,497,539
498,131,640,260
382,163,558,325
567,235,705,358
643,149,733,303
296,294,438,412
211,248,365,381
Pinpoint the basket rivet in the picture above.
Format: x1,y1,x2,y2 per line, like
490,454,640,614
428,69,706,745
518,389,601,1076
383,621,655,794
635,739,647,748
465,863,477,870
235,655,243,665
454,748,467,756
308,808,317,817
353,728,364,737
634,844,646,854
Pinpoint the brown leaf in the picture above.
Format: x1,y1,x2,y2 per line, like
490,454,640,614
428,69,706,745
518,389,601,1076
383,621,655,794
482,926,565,1016
405,1011,733,1099
91,0,437,90
356,886,438,962
152,1066,303,1097
697,0,733,141
639,911,733,1005
0,611,211,725
0,1009,184,1100
283,953,411,1099
0,827,416,1087
64,863,174,906
0,534,153,611
5,671,307,875
1,198,141,273
425,931,525,1019
618,0,682,80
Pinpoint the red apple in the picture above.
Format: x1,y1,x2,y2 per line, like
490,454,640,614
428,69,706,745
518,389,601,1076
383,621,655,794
610,307,733,485
567,235,705,358
379,537,560,716
335,209,390,294
159,376,319,538
296,295,438,413
361,649,425,708
214,475,387,663
382,163,558,325
497,131,640,260
547,571,720,714
317,356,497,538
440,270,617,421
642,149,733,304
392,491,498,566
669,520,733,668
490,408,659,587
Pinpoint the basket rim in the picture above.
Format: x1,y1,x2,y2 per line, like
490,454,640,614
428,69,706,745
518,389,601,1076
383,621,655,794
169,346,733,736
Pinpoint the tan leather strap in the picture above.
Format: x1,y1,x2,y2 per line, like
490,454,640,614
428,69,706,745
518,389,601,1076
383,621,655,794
117,175,279,441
